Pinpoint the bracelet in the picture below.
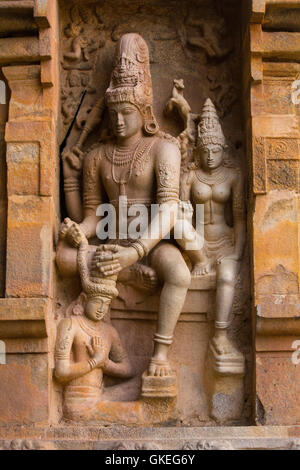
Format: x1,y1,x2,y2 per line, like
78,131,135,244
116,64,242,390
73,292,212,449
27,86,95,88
88,359,97,370
131,239,149,260
64,178,80,193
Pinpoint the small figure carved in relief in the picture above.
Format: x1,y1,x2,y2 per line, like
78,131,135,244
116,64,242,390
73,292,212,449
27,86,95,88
187,17,233,61
207,68,238,118
63,22,101,70
178,99,246,366
63,24,90,62
55,220,132,419
57,34,191,388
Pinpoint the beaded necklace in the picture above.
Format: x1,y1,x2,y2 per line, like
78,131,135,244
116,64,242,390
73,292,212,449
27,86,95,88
195,165,229,186
105,137,155,196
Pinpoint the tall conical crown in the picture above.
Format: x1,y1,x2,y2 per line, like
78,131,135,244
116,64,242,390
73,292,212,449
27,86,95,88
105,33,153,111
197,98,226,148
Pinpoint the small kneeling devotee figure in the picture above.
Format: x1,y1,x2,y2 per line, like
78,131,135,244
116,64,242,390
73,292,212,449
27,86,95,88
55,222,133,421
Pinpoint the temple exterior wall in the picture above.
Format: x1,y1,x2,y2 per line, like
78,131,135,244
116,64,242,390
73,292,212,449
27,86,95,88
0,0,299,450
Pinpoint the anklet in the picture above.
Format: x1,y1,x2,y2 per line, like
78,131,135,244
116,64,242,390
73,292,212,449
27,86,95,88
153,333,173,345
215,320,231,329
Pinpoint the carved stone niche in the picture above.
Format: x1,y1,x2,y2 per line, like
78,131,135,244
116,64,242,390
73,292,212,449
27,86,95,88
54,0,251,427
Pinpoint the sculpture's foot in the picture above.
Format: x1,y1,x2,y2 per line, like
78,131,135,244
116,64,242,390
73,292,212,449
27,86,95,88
148,358,173,377
209,331,245,376
192,261,211,277
211,332,241,357
141,360,177,398
121,263,159,293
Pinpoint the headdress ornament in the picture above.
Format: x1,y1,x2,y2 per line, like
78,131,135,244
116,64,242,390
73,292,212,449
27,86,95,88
197,98,226,148
106,33,153,110
106,33,159,135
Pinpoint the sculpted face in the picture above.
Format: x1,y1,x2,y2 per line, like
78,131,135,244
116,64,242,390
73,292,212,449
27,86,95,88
198,144,224,171
109,102,143,140
85,297,111,322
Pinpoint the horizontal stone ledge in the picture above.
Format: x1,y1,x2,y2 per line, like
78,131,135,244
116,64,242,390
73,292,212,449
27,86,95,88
252,115,300,137
1,425,300,450
256,334,299,352
265,0,300,7
0,36,50,65
0,297,50,321
4,337,48,353
0,320,46,339
111,310,207,323
256,299,300,319
0,20,38,38
251,30,300,60
0,298,50,339
0,1,34,14
256,317,300,336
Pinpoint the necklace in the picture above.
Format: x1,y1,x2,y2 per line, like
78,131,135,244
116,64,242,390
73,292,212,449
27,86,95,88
105,137,155,196
195,165,229,186
78,316,102,337
105,141,140,167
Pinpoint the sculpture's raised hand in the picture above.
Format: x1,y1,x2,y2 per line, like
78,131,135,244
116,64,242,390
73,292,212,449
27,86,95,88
59,218,87,248
62,146,84,178
86,336,107,368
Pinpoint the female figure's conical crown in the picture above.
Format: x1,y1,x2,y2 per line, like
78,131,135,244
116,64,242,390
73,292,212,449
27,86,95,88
105,33,153,111
197,98,226,148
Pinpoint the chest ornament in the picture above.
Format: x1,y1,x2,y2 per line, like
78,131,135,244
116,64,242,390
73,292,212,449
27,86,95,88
195,166,229,187
104,137,156,196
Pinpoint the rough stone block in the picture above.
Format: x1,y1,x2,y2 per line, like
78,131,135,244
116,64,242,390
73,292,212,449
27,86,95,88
267,160,299,191
5,120,56,197
0,37,40,65
252,136,267,194
6,195,54,297
7,142,39,195
263,79,294,115
0,353,48,426
253,191,299,301
205,350,244,424
256,353,300,425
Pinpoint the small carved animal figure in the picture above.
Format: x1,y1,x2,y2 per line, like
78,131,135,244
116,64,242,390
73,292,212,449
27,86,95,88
165,79,191,129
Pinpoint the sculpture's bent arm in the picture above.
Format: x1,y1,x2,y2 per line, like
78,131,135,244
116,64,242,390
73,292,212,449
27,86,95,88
77,238,94,293
232,170,246,260
138,140,181,253
179,168,193,202
79,147,104,238
64,183,83,223
103,327,133,379
54,318,92,383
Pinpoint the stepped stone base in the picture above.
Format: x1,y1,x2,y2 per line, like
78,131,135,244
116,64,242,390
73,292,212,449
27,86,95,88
0,426,300,450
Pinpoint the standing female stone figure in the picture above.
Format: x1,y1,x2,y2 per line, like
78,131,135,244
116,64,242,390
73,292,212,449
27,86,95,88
179,99,246,364
57,33,191,386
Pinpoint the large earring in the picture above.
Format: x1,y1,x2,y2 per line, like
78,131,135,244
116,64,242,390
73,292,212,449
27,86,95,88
142,105,159,135
144,118,159,135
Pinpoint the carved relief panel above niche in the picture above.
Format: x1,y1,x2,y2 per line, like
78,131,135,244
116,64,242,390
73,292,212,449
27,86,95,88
56,0,251,427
